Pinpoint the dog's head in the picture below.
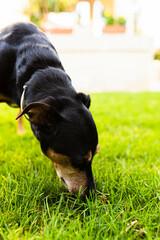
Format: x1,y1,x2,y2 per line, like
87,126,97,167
17,92,98,197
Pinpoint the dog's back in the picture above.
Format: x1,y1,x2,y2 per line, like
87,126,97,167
0,22,50,46
0,23,64,104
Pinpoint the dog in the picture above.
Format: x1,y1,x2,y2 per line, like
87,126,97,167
0,22,98,197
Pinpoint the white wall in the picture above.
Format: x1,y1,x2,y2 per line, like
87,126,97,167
114,0,160,48
139,0,160,48
49,34,153,92
0,0,28,29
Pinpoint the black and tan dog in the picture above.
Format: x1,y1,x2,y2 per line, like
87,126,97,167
0,22,98,197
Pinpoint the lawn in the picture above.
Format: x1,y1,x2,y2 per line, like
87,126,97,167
0,92,160,240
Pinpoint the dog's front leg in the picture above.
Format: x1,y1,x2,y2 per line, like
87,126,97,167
17,109,25,135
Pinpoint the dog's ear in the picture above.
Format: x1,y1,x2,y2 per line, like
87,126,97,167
16,101,61,124
77,93,91,109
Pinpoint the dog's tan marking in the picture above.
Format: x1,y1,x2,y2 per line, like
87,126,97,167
0,93,12,103
95,144,99,154
85,151,92,161
85,144,99,161
47,149,70,166
53,162,87,194
46,148,88,195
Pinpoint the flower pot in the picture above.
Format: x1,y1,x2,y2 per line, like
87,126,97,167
42,27,73,34
103,25,126,34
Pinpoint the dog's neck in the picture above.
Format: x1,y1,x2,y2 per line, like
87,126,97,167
20,68,77,109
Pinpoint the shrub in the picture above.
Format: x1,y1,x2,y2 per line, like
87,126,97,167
25,0,77,27
117,17,126,26
154,49,160,60
103,11,126,26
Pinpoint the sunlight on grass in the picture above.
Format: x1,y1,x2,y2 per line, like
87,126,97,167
0,93,160,239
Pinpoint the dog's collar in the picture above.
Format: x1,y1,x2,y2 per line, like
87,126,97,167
20,85,27,112
20,85,29,120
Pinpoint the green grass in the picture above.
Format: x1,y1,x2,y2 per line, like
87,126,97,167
0,92,160,240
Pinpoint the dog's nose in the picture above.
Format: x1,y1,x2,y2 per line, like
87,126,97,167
89,177,96,192
80,165,96,198
81,179,96,198
88,179,96,195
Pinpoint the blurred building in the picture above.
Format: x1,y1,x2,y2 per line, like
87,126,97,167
0,0,160,91
0,0,29,29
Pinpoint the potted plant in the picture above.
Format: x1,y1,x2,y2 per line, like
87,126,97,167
153,49,160,82
25,0,77,34
154,49,160,60
102,11,126,34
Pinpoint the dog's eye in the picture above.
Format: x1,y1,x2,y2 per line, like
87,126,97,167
60,177,68,189
61,177,66,184
61,177,67,186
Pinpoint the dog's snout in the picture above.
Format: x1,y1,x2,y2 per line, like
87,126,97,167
52,157,96,198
